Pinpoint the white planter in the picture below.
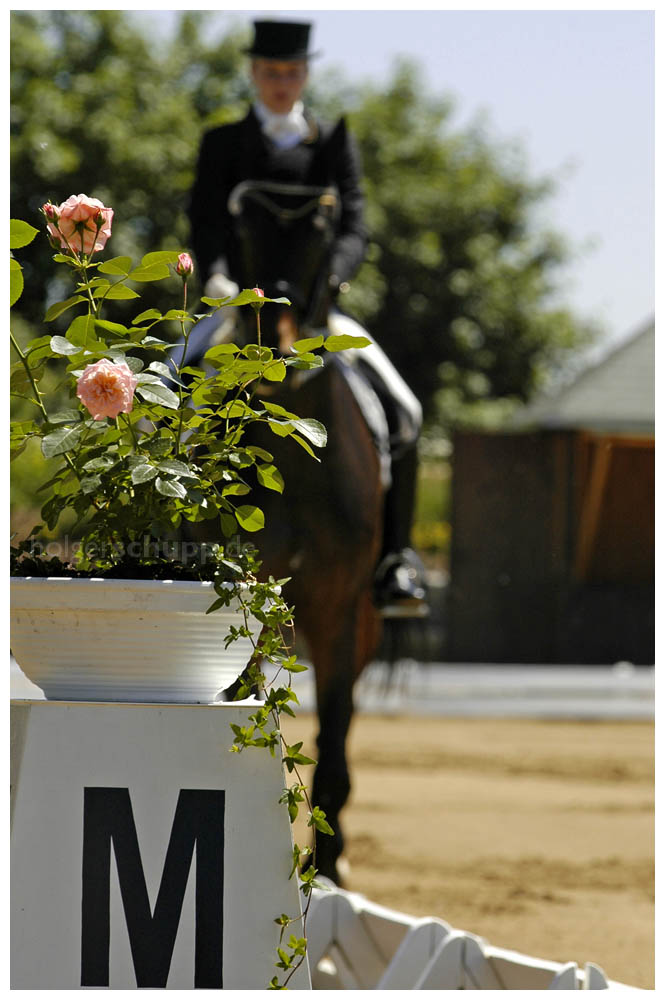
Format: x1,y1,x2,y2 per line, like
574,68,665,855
10,577,263,704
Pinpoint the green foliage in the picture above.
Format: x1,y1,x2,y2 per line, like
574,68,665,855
10,202,338,988
10,10,248,329
342,61,593,427
12,14,592,444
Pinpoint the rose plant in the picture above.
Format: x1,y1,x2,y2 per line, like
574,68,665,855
10,194,368,987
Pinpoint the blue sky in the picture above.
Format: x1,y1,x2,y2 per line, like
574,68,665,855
135,9,654,355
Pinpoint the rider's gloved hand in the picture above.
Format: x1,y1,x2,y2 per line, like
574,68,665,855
204,272,239,301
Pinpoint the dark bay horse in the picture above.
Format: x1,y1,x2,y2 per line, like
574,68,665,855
251,344,383,882
224,183,385,882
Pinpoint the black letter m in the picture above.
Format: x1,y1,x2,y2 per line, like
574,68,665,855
81,787,224,988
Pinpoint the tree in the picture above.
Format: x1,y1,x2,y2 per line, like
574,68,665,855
10,10,247,328
11,15,591,428
337,63,591,425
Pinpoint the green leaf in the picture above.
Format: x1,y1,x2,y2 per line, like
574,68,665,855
140,250,181,267
222,483,251,496
41,424,84,459
10,258,24,307
44,295,86,322
157,459,198,478
220,512,238,537
97,256,132,276
292,418,327,448
307,807,334,836
257,464,284,493
79,474,102,495
82,454,117,472
127,262,171,282
95,319,131,337
131,464,158,485
263,360,287,382
66,314,99,348
50,336,82,356
133,308,162,324
246,445,274,462
135,383,180,409
235,505,265,532
10,219,39,250
155,477,187,499
290,433,320,460
324,334,372,352
48,408,83,425
95,283,140,300
292,335,324,354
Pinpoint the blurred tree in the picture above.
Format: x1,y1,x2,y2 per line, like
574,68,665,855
10,10,247,328
336,63,592,425
11,14,591,427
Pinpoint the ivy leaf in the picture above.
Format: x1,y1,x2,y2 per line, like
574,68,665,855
307,807,334,836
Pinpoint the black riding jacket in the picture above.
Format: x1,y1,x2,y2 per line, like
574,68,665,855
187,107,368,291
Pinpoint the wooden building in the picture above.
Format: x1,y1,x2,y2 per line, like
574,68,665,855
447,321,655,664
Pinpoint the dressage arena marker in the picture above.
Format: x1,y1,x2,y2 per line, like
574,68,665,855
10,698,310,989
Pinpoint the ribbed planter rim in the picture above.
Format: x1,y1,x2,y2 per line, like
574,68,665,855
10,575,263,705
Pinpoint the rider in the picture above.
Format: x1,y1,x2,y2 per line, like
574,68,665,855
187,19,427,615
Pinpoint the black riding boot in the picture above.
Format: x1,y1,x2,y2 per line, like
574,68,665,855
374,442,428,617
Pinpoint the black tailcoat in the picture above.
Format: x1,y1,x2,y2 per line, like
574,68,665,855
187,107,368,290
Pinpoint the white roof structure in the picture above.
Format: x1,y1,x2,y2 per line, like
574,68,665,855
513,319,654,434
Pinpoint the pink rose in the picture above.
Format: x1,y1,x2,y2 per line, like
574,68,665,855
46,194,114,256
76,359,139,420
175,252,194,278
252,286,265,297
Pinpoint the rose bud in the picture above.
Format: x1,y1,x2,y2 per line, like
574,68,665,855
175,252,194,279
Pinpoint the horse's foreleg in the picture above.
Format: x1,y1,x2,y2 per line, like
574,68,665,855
308,606,359,884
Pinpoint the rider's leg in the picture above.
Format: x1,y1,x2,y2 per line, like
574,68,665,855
328,309,427,614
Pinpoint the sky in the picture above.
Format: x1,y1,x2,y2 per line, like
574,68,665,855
132,8,655,360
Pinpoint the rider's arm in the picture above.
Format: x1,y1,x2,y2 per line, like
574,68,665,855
328,119,368,294
187,127,236,288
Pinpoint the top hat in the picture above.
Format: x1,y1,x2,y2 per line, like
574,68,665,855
246,20,318,61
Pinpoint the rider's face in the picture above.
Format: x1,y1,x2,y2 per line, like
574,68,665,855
251,59,308,114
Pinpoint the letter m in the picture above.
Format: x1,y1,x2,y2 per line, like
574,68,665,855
81,787,224,988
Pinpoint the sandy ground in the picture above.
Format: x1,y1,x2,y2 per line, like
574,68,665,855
281,712,654,990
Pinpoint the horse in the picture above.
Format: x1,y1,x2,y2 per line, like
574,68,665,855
204,182,386,883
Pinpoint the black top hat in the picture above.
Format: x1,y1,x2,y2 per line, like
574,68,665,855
246,20,318,60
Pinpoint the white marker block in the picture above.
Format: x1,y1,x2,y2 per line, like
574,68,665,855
11,699,311,990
